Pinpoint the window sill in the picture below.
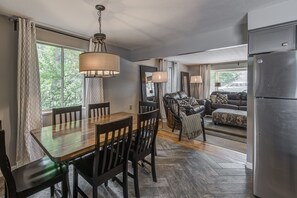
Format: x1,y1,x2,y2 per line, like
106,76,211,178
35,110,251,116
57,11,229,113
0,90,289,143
42,110,52,116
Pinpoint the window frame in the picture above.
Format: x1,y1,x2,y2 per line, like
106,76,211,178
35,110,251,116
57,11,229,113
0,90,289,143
210,68,247,93
37,41,86,112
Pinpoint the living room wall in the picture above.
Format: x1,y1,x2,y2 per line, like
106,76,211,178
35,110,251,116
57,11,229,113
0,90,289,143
0,15,18,165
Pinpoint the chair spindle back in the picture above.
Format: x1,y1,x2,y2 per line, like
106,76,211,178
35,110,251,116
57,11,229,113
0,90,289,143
135,110,159,155
52,105,82,125
88,102,110,118
93,116,133,177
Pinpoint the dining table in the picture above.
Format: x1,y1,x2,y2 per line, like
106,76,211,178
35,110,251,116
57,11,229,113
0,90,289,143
31,112,137,164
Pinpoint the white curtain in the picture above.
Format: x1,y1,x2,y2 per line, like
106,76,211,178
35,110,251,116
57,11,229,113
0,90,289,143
158,59,168,119
16,18,43,166
172,62,180,92
85,38,104,116
199,65,211,99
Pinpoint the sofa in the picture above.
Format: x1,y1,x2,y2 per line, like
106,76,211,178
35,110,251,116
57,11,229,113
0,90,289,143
205,91,247,115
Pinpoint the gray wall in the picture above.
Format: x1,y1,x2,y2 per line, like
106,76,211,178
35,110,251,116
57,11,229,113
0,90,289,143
104,59,157,114
0,15,18,165
248,0,297,30
131,23,247,61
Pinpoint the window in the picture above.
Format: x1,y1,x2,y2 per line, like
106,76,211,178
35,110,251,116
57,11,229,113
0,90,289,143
210,69,247,93
37,43,84,110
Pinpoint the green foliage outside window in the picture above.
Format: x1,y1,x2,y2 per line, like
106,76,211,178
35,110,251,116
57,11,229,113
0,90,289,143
218,72,240,86
37,43,83,110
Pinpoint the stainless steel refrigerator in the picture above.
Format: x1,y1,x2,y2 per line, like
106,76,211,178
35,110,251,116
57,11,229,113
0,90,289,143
254,50,297,198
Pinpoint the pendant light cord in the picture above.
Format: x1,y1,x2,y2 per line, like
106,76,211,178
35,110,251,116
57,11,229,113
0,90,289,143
97,10,102,34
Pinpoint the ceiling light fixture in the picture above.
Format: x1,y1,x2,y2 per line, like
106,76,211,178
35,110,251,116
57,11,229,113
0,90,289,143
79,5,120,78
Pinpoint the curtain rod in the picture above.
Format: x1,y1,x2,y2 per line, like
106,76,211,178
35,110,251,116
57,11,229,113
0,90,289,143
9,16,90,42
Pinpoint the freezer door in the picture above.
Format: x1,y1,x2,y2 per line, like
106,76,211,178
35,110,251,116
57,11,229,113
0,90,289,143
255,51,297,98
254,98,297,198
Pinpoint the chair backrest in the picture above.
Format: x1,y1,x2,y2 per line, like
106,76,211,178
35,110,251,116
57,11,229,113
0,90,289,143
0,130,16,196
93,116,133,177
88,102,110,118
135,110,159,156
52,105,82,125
139,101,158,114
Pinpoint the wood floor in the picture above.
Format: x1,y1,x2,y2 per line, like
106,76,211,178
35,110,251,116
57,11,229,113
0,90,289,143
0,130,254,198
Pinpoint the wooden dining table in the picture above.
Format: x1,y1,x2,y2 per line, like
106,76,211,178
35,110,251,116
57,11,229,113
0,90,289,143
31,112,137,163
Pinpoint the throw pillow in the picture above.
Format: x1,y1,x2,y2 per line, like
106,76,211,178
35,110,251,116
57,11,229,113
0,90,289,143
216,94,228,104
210,95,217,103
177,99,190,106
176,99,191,113
188,97,199,106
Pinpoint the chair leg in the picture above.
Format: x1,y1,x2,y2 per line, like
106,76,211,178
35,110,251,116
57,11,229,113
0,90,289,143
93,185,98,198
4,183,7,198
133,160,140,198
62,177,68,198
151,149,157,182
172,122,175,132
73,168,78,198
179,129,182,141
201,118,206,141
123,163,129,198
50,186,55,198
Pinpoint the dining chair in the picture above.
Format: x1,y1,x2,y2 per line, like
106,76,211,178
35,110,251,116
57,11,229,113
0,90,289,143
139,101,158,113
0,129,68,198
52,105,82,125
129,109,159,198
88,102,110,118
73,116,133,198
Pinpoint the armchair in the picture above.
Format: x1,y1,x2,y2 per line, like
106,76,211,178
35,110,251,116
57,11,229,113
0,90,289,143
163,91,206,141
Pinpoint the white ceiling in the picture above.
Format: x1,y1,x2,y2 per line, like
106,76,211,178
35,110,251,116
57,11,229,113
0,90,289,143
166,45,248,65
0,0,286,50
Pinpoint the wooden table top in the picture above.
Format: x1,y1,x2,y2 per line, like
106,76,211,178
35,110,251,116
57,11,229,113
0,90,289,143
31,112,137,163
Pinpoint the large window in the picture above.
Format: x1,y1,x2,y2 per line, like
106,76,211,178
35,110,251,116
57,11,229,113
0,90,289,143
37,43,84,110
210,69,247,93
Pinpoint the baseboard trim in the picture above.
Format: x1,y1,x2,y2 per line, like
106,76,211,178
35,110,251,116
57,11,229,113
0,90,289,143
246,162,253,169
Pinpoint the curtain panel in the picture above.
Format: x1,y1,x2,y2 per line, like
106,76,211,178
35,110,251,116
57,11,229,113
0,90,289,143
199,65,211,99
16,18,43,166
85,38,104,116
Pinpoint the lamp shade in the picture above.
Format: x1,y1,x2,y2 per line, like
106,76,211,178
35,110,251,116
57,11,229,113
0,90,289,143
79,52,120,77
152,72,168,83
190,75,202,84
215,82,221,87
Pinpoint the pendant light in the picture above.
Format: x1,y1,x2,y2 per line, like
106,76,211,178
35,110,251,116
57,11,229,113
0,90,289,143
79,5,120,78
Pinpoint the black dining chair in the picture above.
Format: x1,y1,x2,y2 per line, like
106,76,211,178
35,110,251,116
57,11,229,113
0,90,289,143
88,102,110,118
128,109,159,198
73,116,133,198
52,105,82,125
0,129,68,198
139,101,158,113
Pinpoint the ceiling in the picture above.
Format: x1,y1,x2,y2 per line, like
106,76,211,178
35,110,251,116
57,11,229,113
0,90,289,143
0,0,286,51
166,45,248,65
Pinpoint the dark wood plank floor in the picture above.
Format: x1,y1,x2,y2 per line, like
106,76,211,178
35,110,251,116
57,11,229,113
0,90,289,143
0,130,254,198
